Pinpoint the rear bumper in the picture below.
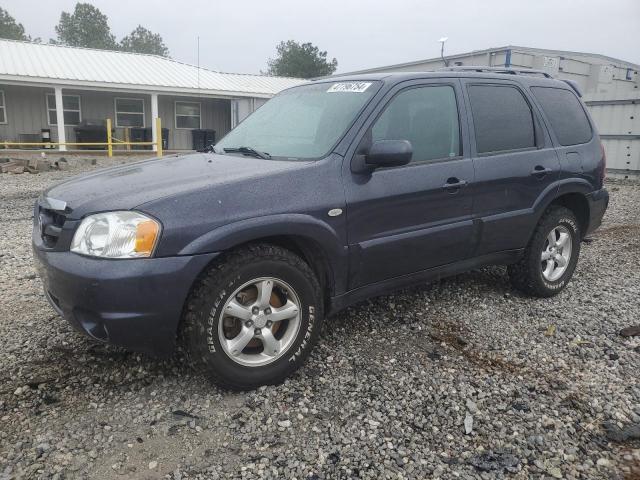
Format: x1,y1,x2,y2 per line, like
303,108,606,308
33,245,218,357
585,187,609,236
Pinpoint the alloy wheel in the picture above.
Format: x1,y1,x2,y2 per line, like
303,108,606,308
541,225,572,282
218,277,301,367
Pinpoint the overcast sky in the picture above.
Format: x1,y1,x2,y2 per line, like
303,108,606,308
4,0,640,74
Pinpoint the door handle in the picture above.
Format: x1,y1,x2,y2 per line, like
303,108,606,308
531,165,553,176
442,178,468,191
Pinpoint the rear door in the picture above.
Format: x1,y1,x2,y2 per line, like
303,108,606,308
344,79,475,288
461,79,560,255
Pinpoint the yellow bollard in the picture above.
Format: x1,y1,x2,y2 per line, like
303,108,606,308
156,117,163,158
106,118,113,158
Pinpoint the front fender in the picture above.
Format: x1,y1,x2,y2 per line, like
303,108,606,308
178,213,349,294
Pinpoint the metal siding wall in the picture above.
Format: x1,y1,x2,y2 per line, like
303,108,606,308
509,52,535,68
601,139,640,177
254,98,268,109
588,103,639,136
206,98,232,142
587,99,640,175
0,84,49,142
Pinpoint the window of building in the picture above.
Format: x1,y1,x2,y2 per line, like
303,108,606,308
468,84,536,154
46,94,81,126
371,85,461,163
115,98,144,127
175,101,201,129
0,90,6,124
531,87,592,146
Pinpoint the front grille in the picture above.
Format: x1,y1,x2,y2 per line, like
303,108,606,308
38,207,66,248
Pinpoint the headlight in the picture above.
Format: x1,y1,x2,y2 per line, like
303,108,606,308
71,211,161,259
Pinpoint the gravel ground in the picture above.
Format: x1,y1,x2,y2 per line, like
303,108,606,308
1,159,639,480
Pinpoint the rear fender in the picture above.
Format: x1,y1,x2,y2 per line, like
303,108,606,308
530,178,592,233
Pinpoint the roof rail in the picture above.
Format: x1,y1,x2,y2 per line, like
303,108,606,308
438,66,553,78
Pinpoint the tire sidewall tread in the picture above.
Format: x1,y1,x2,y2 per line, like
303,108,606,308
509,206,581,297
182,244,323,390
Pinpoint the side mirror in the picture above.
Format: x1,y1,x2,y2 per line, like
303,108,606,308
365,140,412,169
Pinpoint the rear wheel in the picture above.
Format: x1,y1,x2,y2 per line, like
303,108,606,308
183,244,323,390
508,206,581,297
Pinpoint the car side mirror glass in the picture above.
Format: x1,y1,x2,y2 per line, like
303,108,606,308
365,140,412,169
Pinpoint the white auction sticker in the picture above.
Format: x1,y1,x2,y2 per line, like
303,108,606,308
327,82,372,93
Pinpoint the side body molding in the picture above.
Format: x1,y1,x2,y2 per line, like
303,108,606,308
177,214,349,295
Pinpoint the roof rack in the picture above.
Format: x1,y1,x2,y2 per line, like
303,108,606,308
438,66,553,78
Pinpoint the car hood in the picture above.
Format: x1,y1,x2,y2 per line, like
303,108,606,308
44,153,311,219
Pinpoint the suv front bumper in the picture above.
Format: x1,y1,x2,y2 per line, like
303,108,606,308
33,242,218,357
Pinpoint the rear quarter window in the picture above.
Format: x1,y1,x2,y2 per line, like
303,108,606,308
468,84,536,154
531,87,592,146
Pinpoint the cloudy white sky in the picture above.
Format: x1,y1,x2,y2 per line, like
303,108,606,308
4,0,640,74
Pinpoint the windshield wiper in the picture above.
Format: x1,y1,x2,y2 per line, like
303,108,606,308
223,146,271,159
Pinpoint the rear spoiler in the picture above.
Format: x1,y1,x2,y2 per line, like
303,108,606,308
562,79,583,97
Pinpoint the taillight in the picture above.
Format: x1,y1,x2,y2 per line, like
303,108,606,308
599,142,607,187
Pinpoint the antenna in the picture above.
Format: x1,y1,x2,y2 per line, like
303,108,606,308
197,36,201,95
439,37,449,67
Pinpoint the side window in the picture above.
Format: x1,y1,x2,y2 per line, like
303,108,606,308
531,87,592,146
115,98,145,128
468,85,535,154
46,94,81,126
371,85,461,163
175,101,201,129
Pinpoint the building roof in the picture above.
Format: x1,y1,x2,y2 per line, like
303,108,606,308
343,45,640,75
0,39,304,98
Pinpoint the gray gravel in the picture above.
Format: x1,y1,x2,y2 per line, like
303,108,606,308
1,159,639,479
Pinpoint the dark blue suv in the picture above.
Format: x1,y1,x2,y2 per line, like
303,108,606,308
33,68,608,389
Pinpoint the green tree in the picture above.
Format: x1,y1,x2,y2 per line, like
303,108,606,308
266,40,337,78
54,3,116,49
0,7,29,40
120,25,169,56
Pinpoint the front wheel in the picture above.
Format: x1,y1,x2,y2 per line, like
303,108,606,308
508,206,581,297
183,244,323,390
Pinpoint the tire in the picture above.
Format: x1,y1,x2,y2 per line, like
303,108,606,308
508,206,581,297
182,244,323,390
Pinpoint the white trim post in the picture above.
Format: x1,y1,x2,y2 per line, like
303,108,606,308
54,86,66,151
230,99,238,128
151,93,159,152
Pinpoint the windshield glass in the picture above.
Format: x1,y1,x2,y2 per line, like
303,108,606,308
215,81,379,159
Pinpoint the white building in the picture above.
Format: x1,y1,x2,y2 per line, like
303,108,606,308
0,39,303,151
345,45,640,178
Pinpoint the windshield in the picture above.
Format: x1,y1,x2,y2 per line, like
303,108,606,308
215,81,379,159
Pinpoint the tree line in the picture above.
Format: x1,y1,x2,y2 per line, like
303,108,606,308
0,3,339,78
0,3,169,56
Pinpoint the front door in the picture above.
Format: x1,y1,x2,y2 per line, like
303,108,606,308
344,79,475,289
460,79,561,255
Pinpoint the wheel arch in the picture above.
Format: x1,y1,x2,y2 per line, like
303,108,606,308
533,180,592,238
178,214,348,313
548,193,590,237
